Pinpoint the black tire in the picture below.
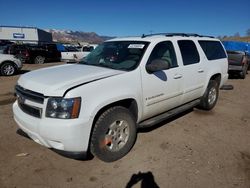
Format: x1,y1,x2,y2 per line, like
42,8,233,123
198,80,219,110
239,67,247,79
34,56,45,64
0,62,16,76
90,106,137,162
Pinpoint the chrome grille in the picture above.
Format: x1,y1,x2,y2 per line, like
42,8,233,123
15,85,45,104
15,85,45,118
18,101,42,118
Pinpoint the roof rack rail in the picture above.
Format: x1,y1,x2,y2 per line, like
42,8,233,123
141,33,214,38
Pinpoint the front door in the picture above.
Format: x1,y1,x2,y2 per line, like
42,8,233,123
141,41,184,120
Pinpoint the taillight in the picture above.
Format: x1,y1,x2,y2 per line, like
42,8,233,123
242,56,247,65
25,50,29,57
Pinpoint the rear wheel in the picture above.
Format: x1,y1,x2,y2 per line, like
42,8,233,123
239,66,247,79
90,106,137,162
0,62,16,76
198,80,219,110
34,56,45,64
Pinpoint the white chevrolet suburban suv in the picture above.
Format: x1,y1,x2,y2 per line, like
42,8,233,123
13,33,228,162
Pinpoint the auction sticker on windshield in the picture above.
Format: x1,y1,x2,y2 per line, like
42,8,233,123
128,44,145,49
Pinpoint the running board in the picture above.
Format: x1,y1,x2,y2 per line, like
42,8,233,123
138,99,200,128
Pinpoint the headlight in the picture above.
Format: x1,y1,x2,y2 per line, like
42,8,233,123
46,97,81,119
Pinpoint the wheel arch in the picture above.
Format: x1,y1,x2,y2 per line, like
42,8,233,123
210,73,221,86
92,98,138,126
201,73,222,96
0,60,18,68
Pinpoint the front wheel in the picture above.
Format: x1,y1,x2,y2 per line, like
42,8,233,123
198,80,219,110
90,106,137,162
0,62,16,76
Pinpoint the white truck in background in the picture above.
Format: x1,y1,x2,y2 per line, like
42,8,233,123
61,44,98,63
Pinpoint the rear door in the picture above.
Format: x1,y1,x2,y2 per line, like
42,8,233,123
177,40,206,103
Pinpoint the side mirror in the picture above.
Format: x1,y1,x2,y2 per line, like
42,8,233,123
146,59,170,73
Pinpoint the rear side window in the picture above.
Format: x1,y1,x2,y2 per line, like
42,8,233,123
178,40,200,65
199,40,226,60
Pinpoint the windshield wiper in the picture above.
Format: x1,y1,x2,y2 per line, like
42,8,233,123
98,63,114,69
79,61,116,70
78,60,88,65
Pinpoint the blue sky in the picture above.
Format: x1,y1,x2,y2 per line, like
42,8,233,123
0,0,249,37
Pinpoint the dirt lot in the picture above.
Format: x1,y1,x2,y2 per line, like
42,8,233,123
0,63,250,188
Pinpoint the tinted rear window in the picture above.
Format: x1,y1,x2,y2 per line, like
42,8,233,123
199,41,226,60
178,40,200,65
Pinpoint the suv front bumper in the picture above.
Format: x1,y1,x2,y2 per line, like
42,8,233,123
13,101,93,154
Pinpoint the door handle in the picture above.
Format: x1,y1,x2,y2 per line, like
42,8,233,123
198,69,204,73
174,74,182,79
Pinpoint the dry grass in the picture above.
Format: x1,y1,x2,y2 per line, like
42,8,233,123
222,36,250,42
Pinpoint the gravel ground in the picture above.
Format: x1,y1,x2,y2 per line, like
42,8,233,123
0,62,250,188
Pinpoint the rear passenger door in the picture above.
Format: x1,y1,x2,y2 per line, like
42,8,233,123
178,40,206,103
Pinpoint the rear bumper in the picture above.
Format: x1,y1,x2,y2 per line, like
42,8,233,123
228,65,243,72
16,61,23,70
220,73,228,88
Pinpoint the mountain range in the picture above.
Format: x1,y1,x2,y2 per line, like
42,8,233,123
47,29,114,44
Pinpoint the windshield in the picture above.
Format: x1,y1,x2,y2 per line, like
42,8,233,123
79,41,149,71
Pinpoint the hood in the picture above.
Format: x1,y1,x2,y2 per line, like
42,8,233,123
18,64,124,96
